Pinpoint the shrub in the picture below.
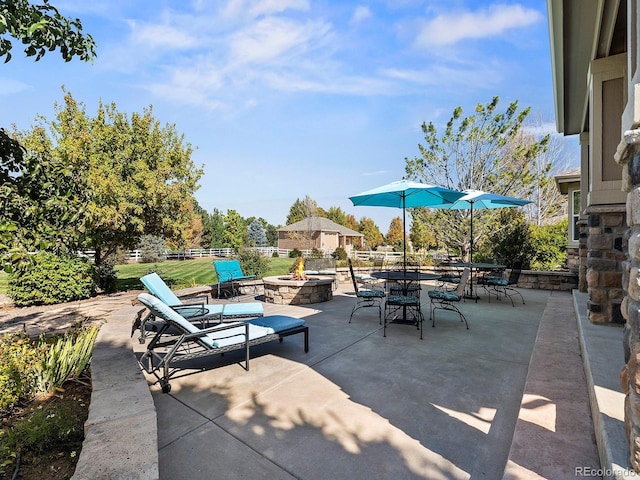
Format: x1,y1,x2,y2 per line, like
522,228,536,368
309,248,324,259
484,210,535,268
0,332,44,411
34,325,99,394
95,259,118,293
8,253,95,307
272,251,279,258
237,248,269,278
139,235,166,263
7,401,85,455
331,247,347,260
288,248,302,258
0,325,98,412
529,220,568,271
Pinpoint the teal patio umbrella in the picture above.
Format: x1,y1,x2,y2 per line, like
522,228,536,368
436,189,532,298
349,180,464,271
438,189,532,264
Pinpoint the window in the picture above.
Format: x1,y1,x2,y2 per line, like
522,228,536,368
571,190,581,242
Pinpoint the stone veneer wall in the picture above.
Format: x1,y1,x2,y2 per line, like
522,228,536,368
585,206,627,324
340,267,577,291
577,219,588,292
264,280,333,305
620,127,640,472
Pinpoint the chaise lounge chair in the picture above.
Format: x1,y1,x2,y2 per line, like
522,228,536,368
138,273,263,342
136,293,308,393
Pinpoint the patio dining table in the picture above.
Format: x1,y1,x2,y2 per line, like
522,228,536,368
370,271,441,326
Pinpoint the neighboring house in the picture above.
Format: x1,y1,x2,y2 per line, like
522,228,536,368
554,168,581,275
278,217,364,253
548,0,640,471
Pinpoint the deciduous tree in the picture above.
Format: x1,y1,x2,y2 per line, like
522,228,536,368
0,0,96,63
0,0,96,271
286,195,319,225
385,217,404,250
326,206,347,226
223,209,248,251
34,90,203,265
359,217,383,249
405,96,550,260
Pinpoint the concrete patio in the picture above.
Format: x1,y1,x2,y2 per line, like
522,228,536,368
96,281,620,480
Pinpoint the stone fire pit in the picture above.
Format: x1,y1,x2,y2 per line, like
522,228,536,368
263,275,334,305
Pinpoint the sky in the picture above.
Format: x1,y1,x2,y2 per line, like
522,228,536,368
1,0,578,232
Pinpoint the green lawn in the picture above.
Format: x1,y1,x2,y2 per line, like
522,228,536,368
0,257,296,296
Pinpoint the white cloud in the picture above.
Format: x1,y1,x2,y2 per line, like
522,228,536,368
351,6,372,25
382,61,503,90
0,78,30,95
415,4,543,47
221,0,310,20
129,20,200,49
248,0,310,18
229,16,332,66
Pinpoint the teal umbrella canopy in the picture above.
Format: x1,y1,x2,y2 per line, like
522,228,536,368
349,180,464,209
349,180,464,271
441,189,532,210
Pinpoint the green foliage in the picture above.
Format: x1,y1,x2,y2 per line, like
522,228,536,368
482,210,535,268
405,96,550,260
272,251,279,258
529,220,568,270
0,0,97,63
139,235,166,263
359,217,383,249
326,206,347,226
289,248,302,258
0,325,96,413
286,196,319,225
247,219,267,247
331,247,347,260
222,210,248,250
94,258,118,293
7,401,85,455
34,326,98,394
385,216,404,249
237,248,269,278
0,1,95,272
43,90,203,264
8,253,94,306
0,332,45,411
1,126,89,272
308,248,324,259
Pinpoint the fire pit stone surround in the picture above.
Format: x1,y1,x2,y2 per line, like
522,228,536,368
263,275,333,305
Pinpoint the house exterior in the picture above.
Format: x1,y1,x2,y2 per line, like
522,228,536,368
554,168,581,277
547,0,640,470
277,217,364,253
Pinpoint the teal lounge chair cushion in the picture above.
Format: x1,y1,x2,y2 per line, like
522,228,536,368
222,302,264,318
247,315,305,332
139,293,272,349
141,272,182,305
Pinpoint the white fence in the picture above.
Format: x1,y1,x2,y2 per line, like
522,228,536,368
82,247,406,263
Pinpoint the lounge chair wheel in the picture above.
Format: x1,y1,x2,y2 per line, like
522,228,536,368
161,381,171,393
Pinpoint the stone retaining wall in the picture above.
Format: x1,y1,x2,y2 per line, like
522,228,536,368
339,267,578,292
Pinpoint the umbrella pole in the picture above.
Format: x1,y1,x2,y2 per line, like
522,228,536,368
403,193,407,274
469,203,474,300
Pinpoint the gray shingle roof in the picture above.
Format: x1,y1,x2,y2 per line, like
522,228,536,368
279,217,363,237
